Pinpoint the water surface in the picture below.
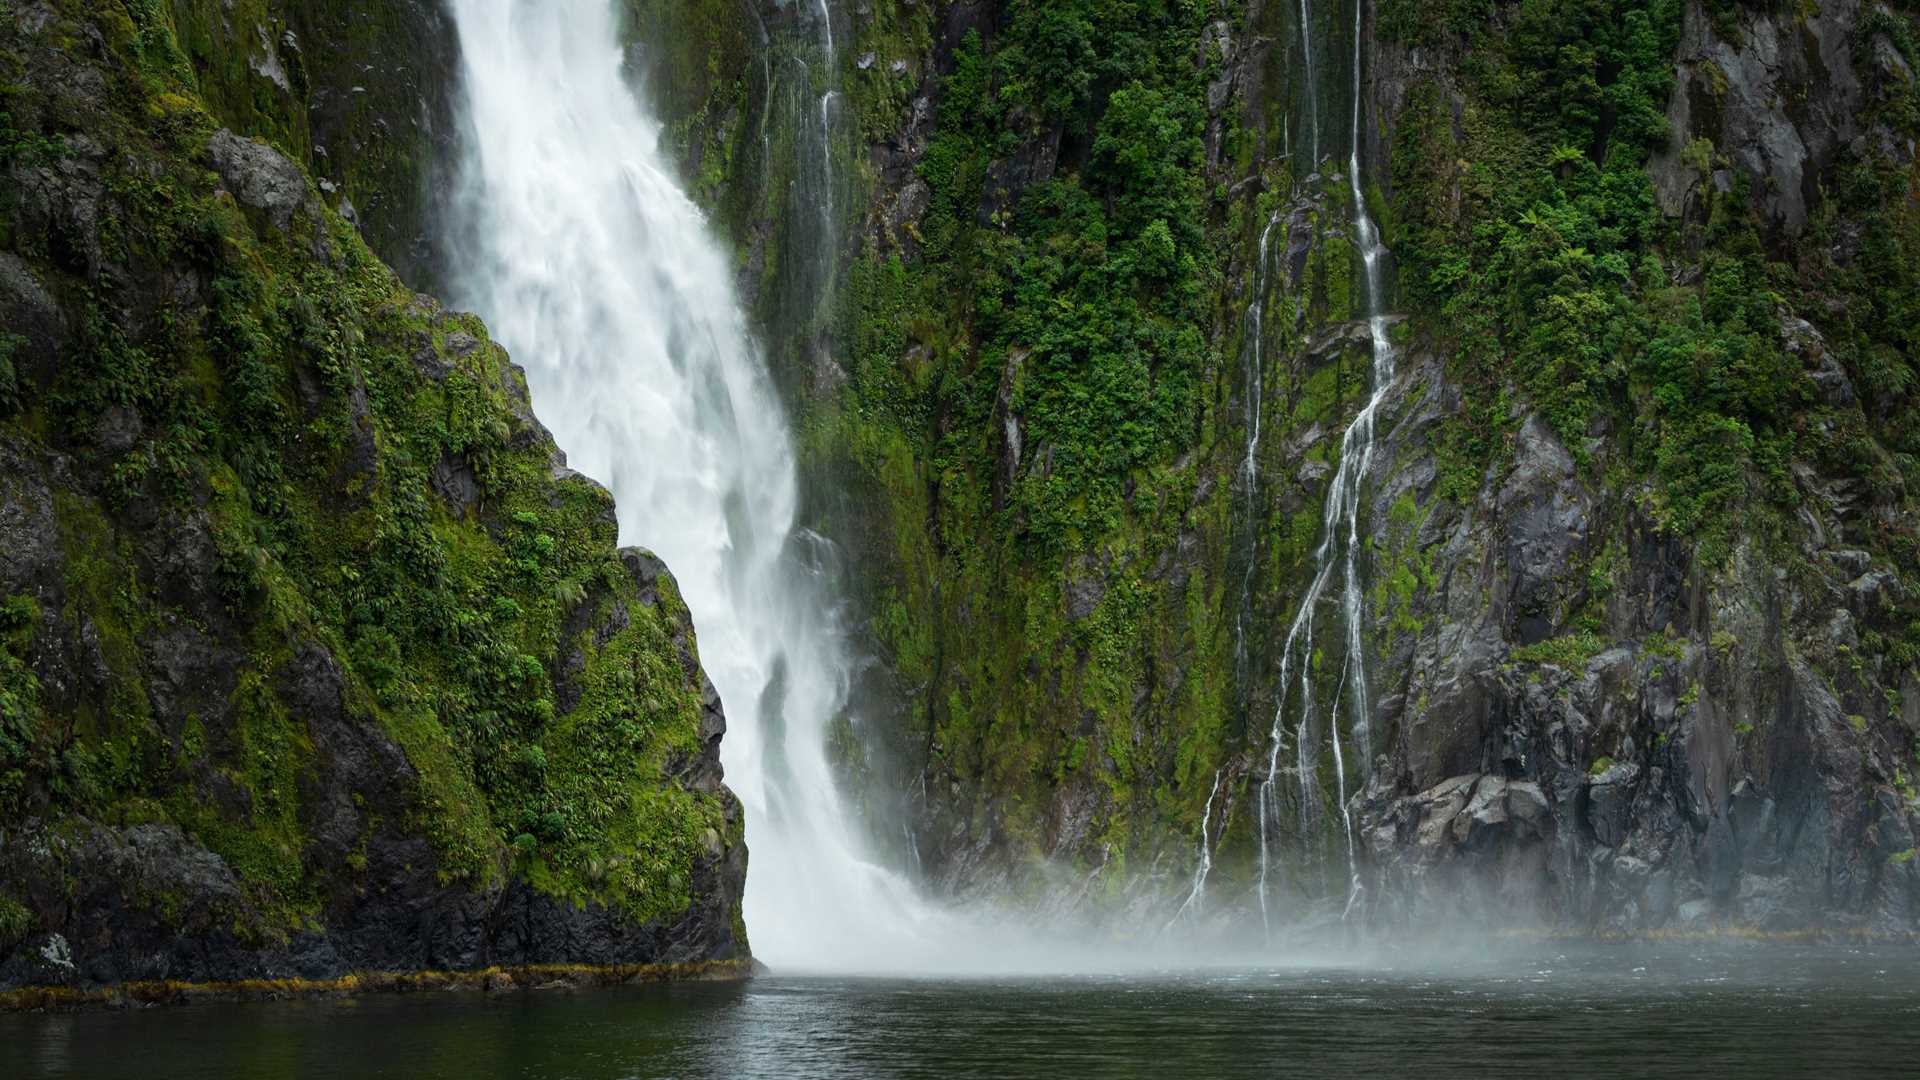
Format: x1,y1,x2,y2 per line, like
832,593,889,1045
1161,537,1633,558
5,945,1916,1078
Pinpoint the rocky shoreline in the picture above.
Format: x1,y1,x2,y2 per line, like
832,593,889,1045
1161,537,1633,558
0,959,755,1013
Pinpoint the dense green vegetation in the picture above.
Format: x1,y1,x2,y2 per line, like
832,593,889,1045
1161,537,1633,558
885,6,1216,552
2,0,1914,944
766,0,1920,896
795,0,1255,878
0,0,734,941
1385,0,1919,573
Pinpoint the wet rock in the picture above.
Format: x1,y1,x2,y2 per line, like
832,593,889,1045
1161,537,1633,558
1453,775,1510,844
249,23,293,93
1497,416,1589,644
991,349,1026,512
975,116,1061,223
1847,569,1901,616
1676,898,1713,926
1651,0,1871,235
0,933,77,987
1737,874,1796,929
0,253,67,380
1507,781,1549,826
431,451,481,511
1413,774,1478,849
444,330,482,359
1064,555,1109,622
1586,762,1641,848
207,129,321,236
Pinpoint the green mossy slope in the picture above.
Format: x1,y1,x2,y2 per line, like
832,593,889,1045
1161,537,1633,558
0,0,745,987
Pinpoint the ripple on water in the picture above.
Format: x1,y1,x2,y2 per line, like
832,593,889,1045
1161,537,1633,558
3,945,1920,1078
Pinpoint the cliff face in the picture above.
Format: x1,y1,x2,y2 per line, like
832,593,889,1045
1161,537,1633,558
0,0,746,990
1355,0,1920,933
2,0,1912,982
648,0,1919,933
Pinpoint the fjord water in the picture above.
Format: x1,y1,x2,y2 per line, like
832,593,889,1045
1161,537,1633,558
443,0,935,970
8,946,1920,1078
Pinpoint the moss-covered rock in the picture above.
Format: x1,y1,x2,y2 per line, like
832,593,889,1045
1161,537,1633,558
0,0,746,989
688,0,1920,932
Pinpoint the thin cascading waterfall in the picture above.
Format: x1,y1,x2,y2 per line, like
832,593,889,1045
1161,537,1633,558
753,0,845,371
1234,212,1281,729
1256,0,1394,930
1297,0,1320,168
812,0,840,322
445,0,937,970
1165,770,1224,932
772,48,843,347
1236,211,1285,939
1341,0,1391,783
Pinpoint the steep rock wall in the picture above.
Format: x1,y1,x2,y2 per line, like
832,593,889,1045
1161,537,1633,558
658,0,1919,934
0,0,746,989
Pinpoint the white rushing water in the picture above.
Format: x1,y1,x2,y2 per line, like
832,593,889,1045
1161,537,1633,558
1165,770,1224,932
445,0,939,972
1256,0,1394,929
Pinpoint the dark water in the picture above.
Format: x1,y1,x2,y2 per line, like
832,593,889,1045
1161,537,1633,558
5,945,1919,1078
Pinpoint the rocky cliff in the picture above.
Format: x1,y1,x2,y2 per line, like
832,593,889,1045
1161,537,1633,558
647,0,1919,934
3,0,1914,980
0,0,746,991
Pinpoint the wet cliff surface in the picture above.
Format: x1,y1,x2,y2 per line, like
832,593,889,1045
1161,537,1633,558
654,0,1920,935
2,0,1916,981
0,1,746,990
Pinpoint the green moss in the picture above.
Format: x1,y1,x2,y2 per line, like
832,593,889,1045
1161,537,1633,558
0,593,42,816
1364,493,1435,650
1512,632,1608,670
0,0,737,942
0,893,31,949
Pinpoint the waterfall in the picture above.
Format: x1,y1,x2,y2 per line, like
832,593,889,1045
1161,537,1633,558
1165,770,1224,932
1237,212,1283,938
804,1,842,333
1341,0,1390,789
444,0,931,971
814,0,835,55
750,0,844,373
1256,0,1394,929
1297,0,1320,168
1234,212,1280,728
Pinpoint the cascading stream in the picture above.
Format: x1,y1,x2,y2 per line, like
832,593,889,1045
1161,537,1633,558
1256,0,1395,931
1342,0,1391,785
806,2,841,331
1297,0,1321,168
1235,212,1281,732
1165,770,1224,931
445,0,935,971
1237,211,1285,939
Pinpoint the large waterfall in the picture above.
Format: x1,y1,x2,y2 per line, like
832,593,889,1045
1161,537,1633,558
1256,0,1396,926
444,0,930,971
